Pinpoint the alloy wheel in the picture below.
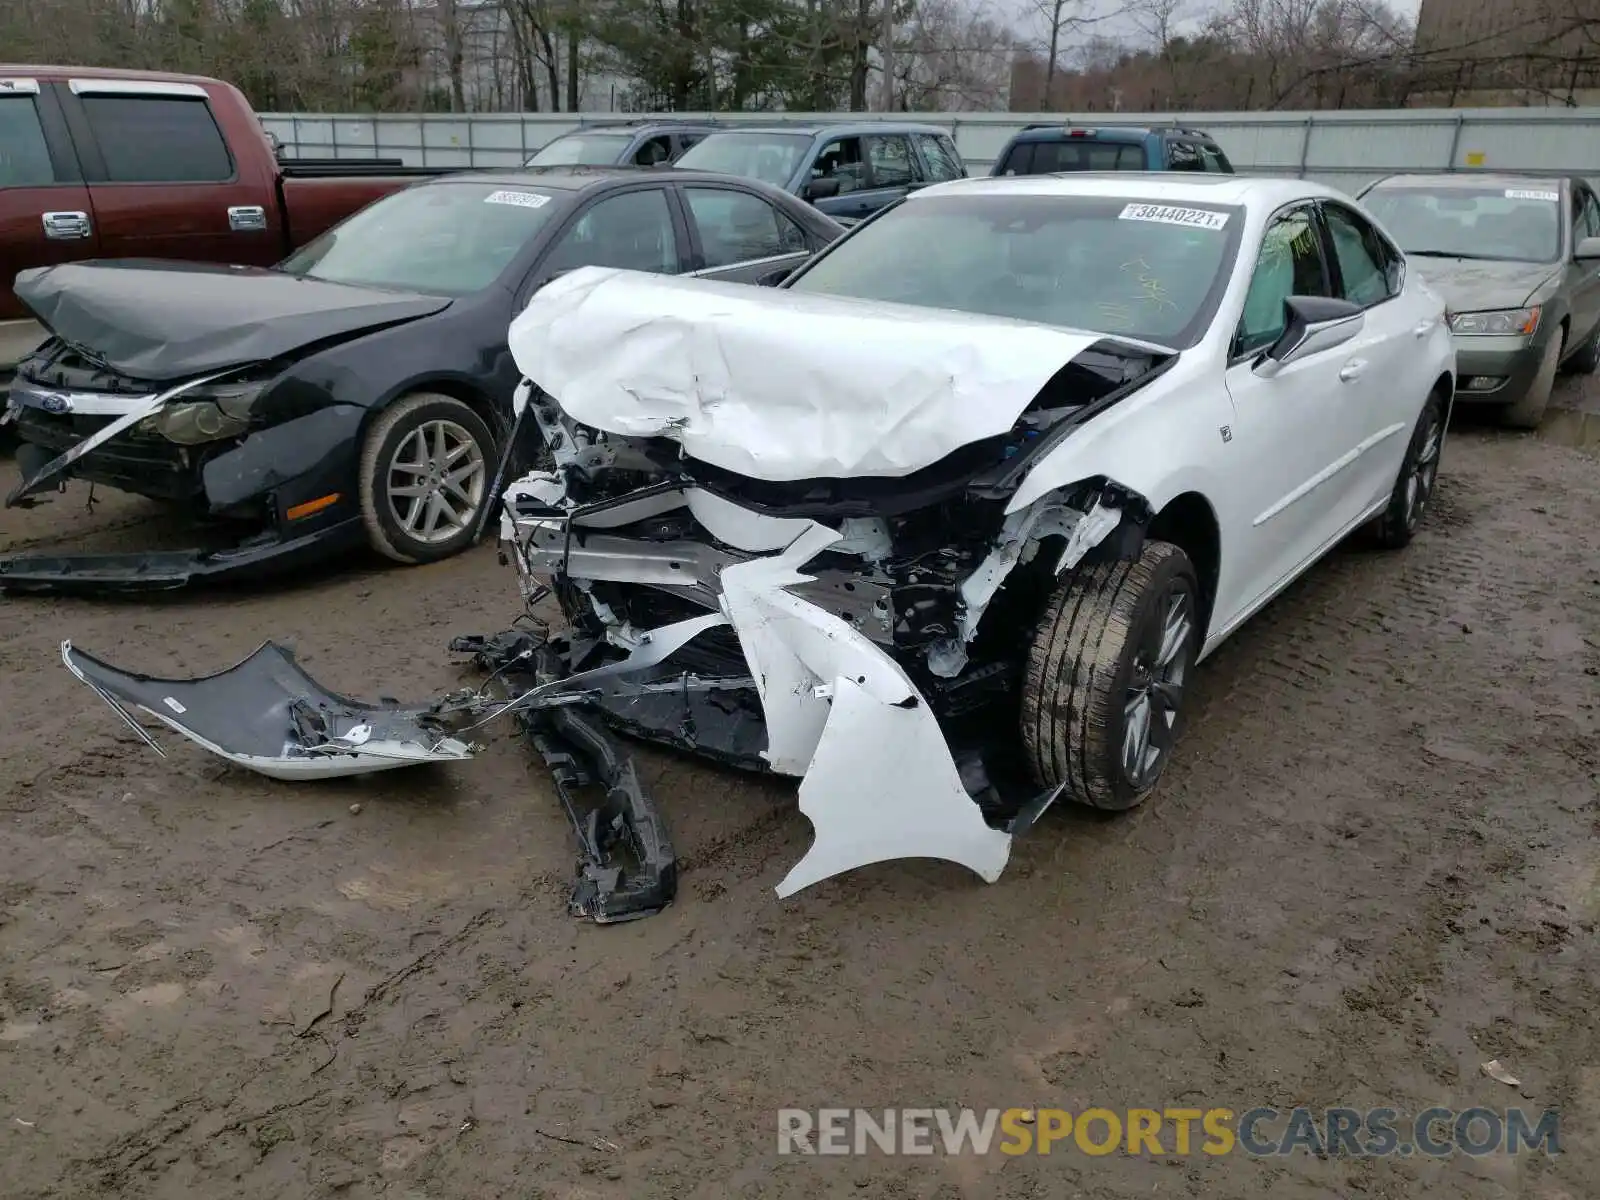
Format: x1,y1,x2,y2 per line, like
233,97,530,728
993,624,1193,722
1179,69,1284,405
1122,588,1194,789
385,419,488,545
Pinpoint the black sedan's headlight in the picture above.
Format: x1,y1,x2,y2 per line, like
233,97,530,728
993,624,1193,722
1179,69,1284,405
143,380,269,445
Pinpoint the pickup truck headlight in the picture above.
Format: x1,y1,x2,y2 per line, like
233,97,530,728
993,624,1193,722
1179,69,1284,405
1447,306,1541,336
146,381,266,445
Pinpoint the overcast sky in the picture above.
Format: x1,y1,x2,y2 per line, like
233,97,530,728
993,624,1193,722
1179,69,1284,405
993,0,1424,50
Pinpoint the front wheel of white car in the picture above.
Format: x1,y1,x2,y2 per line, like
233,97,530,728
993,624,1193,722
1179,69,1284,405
1020,540,1200,811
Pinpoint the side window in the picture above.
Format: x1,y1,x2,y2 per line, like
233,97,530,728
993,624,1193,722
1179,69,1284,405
686,187,805,268
632,135,672,167
998,142,1033,175
811,136,866,194
0,93,57,186
1166,140,1204,172
1200,143,1232,173
78,96,233,183
1323,203,1398,307
678,132,706,153
866,134,921,187
1236,207,1331,357
914,132,965,182
1575,187,1600,241
544,188,679,276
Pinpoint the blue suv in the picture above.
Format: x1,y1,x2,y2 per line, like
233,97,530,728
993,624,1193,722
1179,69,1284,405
674,122,968,222
991,125,1234,176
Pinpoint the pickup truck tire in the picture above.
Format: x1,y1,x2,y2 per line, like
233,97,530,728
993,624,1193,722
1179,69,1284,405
1020,540,1199,811
359,393,496,565
1370,387,1445,550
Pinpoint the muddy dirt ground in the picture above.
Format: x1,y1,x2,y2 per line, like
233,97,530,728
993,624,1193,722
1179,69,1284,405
1,395,1597,1200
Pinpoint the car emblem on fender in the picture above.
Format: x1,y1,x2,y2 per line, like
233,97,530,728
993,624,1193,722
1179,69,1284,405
36,390,73,415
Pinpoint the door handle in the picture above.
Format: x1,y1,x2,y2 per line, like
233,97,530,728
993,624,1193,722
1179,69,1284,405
1412,319,1435,338
228,205,268,232
1339,359,1367,383
41,211,92,240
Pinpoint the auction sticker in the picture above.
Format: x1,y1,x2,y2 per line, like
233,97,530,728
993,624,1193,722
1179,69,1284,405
484,189,551,208
1505,189,1559,202
1119,203,1229,231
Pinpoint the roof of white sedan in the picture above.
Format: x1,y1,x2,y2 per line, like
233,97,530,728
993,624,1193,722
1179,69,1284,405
913,172,1342,210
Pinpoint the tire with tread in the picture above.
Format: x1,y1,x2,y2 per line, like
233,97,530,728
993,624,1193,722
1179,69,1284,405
1565,319,1600,375
1020,540,1199,812
359,392,496,565
1370,387,1445,550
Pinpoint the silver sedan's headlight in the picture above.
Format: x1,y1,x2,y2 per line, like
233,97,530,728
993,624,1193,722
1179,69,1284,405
1447,306,1541,336
144,381,267,445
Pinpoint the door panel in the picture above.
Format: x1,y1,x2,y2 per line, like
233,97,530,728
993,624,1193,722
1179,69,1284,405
61,80,282,266
0,80,99,322
1221,204,1355,619
1565,185,1600,347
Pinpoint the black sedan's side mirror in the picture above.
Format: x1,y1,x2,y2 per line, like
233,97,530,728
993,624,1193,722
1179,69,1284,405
1254,295,1365,377
802,176,842,203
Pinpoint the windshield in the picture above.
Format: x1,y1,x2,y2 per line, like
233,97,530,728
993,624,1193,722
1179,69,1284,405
675,132,812,187
1362,185,1563,263
526,132,632,166
278,181,564,295
786,193,1243,348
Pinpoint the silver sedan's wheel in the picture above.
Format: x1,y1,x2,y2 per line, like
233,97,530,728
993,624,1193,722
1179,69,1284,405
359,393,496,565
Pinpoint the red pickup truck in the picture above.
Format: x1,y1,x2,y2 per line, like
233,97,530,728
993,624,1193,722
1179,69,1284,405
0,65,449,390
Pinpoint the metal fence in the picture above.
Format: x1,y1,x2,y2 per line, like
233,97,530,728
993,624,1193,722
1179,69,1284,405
262,107,1600,191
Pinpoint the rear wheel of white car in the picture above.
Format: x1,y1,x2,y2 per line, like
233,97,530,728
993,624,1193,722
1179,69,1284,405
1500,330,1561,429
1371,386,1445,550
359,393,495,565
1020,541,1200,811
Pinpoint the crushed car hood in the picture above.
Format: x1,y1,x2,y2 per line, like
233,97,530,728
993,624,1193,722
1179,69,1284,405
1408,256,1559,311
14,260,451,381
508,266,1113,481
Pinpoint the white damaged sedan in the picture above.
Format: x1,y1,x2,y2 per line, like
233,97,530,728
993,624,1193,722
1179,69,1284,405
494,173,1456,895
58,174,1456,922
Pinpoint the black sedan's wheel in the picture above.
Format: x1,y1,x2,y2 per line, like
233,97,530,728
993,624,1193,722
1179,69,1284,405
359,393,495,565
1020,541,1200,811
1370,387,1444,550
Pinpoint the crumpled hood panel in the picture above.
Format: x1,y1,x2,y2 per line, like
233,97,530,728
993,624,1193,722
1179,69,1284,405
507,266,1105,482
14,260,451,381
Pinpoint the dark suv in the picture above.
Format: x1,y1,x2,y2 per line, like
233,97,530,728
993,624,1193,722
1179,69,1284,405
525,121,721,169
991,125,1234,176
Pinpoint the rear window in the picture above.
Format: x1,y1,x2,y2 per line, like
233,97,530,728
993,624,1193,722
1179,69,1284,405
1000,139,1146,175
79,95,233,183
0,93,56,186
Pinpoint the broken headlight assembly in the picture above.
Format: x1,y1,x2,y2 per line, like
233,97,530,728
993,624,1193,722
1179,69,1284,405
143,380,268,445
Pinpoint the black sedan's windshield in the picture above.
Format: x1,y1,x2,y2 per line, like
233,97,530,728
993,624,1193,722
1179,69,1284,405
787,193,1244,348
278,181,566,295
1362,185,1563,263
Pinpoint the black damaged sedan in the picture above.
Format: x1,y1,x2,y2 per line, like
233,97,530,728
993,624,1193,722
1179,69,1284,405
1,168,842,592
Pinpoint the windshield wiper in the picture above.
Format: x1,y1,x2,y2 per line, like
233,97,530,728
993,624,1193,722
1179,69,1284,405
1406,249,1499,261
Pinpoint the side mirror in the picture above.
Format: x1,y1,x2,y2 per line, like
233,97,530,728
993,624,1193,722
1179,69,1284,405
757,265,792,287
1575,235,1600,260
1254,295,1365,377
803,176,841,202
